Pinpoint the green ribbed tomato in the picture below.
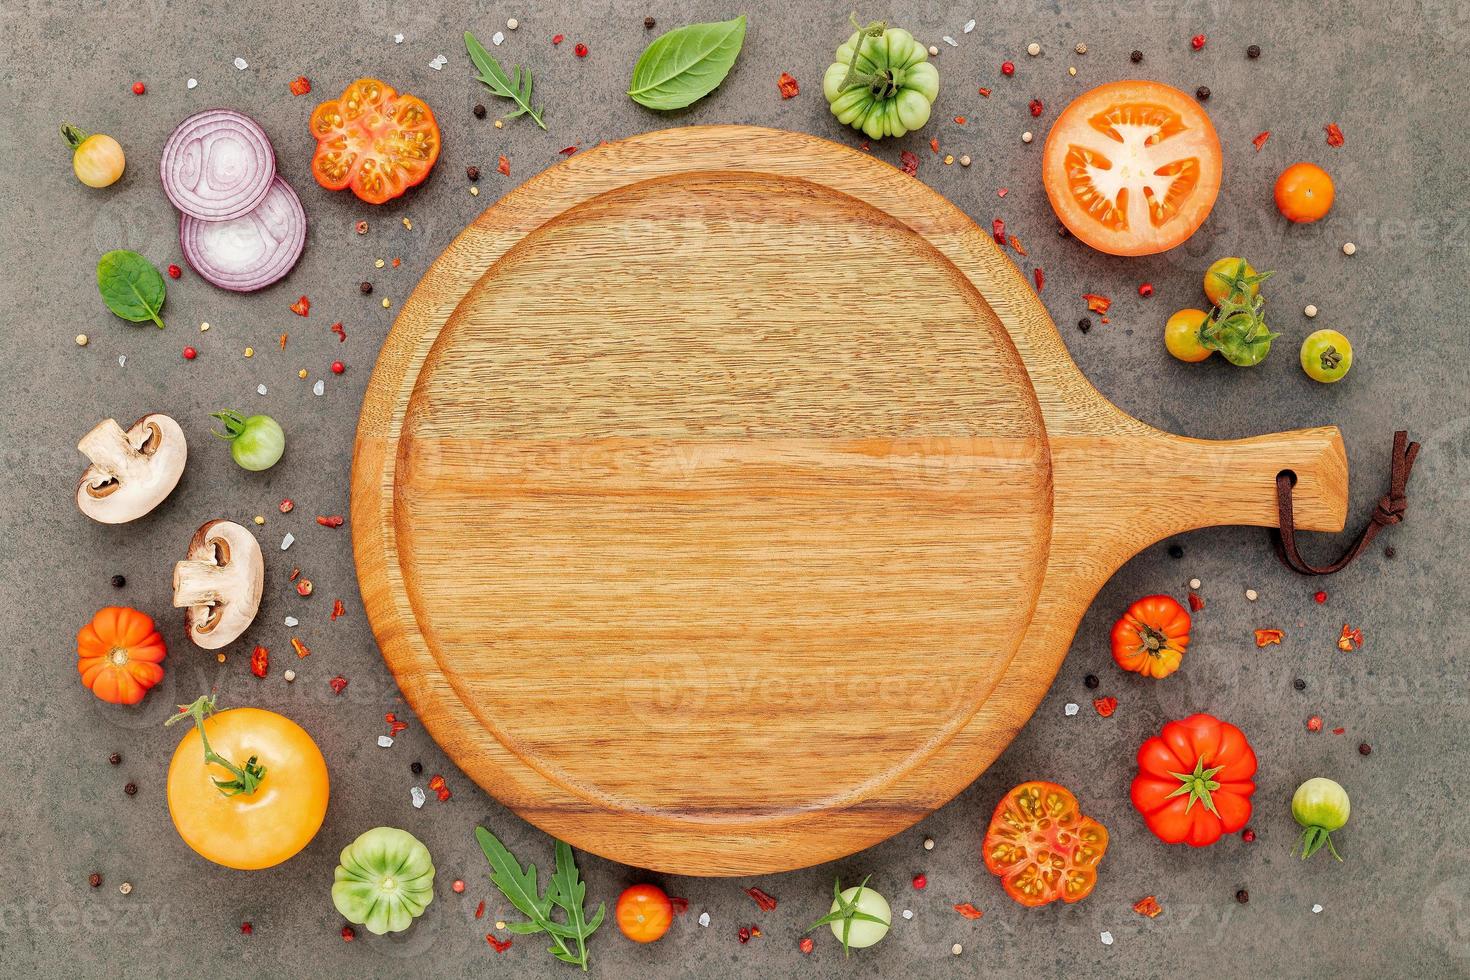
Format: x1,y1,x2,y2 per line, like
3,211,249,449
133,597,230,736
823,19,939,140
332,827,435,934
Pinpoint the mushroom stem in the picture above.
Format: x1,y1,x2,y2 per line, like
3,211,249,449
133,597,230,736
77,418,152,485
172,559,229,607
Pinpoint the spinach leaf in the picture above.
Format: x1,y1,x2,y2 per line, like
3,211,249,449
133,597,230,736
628,15,747,110
97,250,166,328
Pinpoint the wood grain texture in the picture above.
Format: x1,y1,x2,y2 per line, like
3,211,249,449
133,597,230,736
352,126,1348,876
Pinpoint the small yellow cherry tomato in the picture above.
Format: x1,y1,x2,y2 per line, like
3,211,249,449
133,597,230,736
1300,329,1353,383
62,124,125,188
165,696,329,870
1165,308,1213,362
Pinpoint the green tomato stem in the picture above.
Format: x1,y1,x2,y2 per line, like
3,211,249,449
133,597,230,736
210,410,247,441
164,694,267,797
62,123,89,151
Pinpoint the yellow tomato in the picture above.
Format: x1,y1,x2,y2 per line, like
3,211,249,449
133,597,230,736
1165,309,1213,363
166,700,329,870
62,125,125,188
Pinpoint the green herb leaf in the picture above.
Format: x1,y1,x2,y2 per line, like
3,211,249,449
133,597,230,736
475,827,599,970
548,840,604,968
465,31,546,129
97,250,166,328
628,15,747,110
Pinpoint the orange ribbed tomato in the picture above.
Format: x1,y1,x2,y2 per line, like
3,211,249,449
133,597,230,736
1111,594,1191,678
77,606,166,705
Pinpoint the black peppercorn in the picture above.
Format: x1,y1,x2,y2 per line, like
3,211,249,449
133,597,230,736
124,782,137,796
1084,674,1099,689
1130,50,1143,63
1077,318,1091,333
1293,678,1306,691
110,574,126,588
89,873,102,888
1196,86,1210,101
360,281,373,295
1384,546,1396,559
1247,44,1261,59
1235,889,1249,904
472,103,487,119
1358,742,1372,756
1167,544,1184,559
108,752,121,765
410,761,423,775
466,165,480,182
644,16,656,29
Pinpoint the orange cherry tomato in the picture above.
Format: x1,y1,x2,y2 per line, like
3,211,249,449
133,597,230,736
1111,594,1191,678
1042,80,1222,256
615,884,673,943
983,782,1108,907
166,696,330,870
1274,162,1334,223
309,79,440,205
76,606,166,705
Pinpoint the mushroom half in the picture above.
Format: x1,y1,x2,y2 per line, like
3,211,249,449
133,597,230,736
173,520,264,649
76,414,187,523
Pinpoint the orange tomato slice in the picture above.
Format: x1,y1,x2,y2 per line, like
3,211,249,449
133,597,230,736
1043,81,1222,256
309,78,440,205
983,781,1108,907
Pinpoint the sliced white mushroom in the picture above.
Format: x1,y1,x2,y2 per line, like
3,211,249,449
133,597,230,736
76,414,187,523
173,520,263,649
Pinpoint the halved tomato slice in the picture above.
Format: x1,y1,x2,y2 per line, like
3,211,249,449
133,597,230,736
1042,81,1221,256
309,78,440,205
982,781,1108,907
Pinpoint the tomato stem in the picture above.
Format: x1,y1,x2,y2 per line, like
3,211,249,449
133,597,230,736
1163,756,1225,816
61,123,90,151
164,695,267,797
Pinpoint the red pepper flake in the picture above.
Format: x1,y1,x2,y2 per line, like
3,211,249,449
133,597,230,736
167,264,182,279
954,116,967,125
331,322,346,342
289,75,312,97
1307,715,1323,732
1083,293,1112,314
475,900,485,919
1188,591,1204,611
316,515,345,528
241,921,254,935
1029,98,1044,117
1133,895,1162,918
1332,727,1346,735
486,935,512,953
991,218,1007,245
331,598,346,621
386,712,409,737
1337,623,1363,652
497,155,510,177
745,887,778,912
1008,235,1027,256
574,42,588,58
1033,268,1045,291
391,257,401,268
1191,33,1207,50
289,567,301,581
1093,696,1118,718
798,936,814,954
1241,828,1256,842
559,145,579,155
250,645,269,678
1138,282,1155,298
1254,628,1284,647
777,72,799,99
1000,61,1015,76
329,675,348,695
428,774,451,801
341,925,356,942
670,896,689,915
899,150,919,176
290,296,310,317
978,87,991,97
912,873,927,890
737,925,761,943
452,879,466,893
1314,590,1328,604
858,140,870,151
291,637,311,659
954,903,984,920
929,137,940,154
1252,131,1271,152
279,333,288,350
279,498,294,513
997,187,1008,197
552,34,564,45
296,578,314,597
1325,122,1345,147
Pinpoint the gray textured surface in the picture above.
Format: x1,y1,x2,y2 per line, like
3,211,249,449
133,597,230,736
2,1,1467,977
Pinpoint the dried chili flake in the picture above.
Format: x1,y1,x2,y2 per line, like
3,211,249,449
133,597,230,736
1332,727,1346,735
1083,293,1112,314
241,921,254,934
930,137,940,154
738,925,761,943
316,515,345,528
997,187,1008,197
1254,628,1284,647
331,599,346,621
386,712,409,737
745,887,778,912
670,897,689,915
329,675,348,695
992,218,1007,244
428,774,451,801
559,145,578,155
859,140,870,151
497,155,510,177
978,87,991,97
1325,123,1345,147
291,637,311,658
899,150,919,176
1306,715,1323,732
296,578,314,596
1008,235,1027,256
954,903,984,920
1337,623,1363,651
1093,696,1117,718
1252,131,1270,152
289,567,301,581
279,498,294,513
331,322,346,342
777,72,799,99
355,220,368,235
552,34,564,44
250,645,269,678
486,934,512,953
1188,591,1205,611
798,936,815,954
475,900,485,919
290,296,310,317
1133,895,1162,918
1033,267,1044,291
954,115,967,125
289,75,311,96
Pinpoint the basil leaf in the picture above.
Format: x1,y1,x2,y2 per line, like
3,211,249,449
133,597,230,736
97,250,166,328
628,15,746,110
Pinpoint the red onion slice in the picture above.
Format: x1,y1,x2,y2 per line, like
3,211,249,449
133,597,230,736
180,177,306,292
161,109,276,220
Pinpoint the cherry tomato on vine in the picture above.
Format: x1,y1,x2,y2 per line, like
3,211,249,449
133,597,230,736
1203,257,1270,307
1274,162,1334,223
1300,329,1353,383
1165,309,1212,363
616,884,673,943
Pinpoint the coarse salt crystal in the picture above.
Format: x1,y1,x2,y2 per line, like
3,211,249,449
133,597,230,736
256,383,267,395
963,19,976,33
378,735,394,748
313,379,325,396
233,57,248,70
942,36,957,47
492,31,505,46
901,909,914,920
1100,931,1114,945
1189,578,1202,589
117,355,126,367
394,33,404,44
697,912,710,927
187,78,198,89
281,533,295,550
429,55,447,70
1064,702,1079,716
1312,904,1323,913
284,616,299,627
411,786,426,808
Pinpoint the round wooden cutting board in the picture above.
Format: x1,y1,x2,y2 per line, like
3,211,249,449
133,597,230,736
354,126,1349,875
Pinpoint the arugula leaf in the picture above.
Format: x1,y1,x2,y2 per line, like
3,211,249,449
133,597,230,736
96,250,166,328
628,15,747,111
475,827,600,970
465,31,546,129
548,840,605,967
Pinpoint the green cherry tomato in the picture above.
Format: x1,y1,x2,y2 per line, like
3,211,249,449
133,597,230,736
1292,777,1350,860
1300,329,1353,383
1165,309,1213,363
823,20,939,140
332,827,436,934
1203,257,1272,307
211,410,285,471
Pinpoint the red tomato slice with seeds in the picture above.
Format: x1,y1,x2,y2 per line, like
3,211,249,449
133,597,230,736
309,78,440,205
1042,81,1222,256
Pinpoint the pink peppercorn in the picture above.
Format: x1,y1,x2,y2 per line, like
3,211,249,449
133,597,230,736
912,873,927,890
331,361,345,374
1307,715,1323,732
132,81,146,95
1314,590,1328,604
1241,828,1256,842
1138,283,1155,298
1191,34,1206,50
452,879,465,893
574,42,588,57
1001,61,1015,76
182,347,197,360
167,264,181,279
1029,99,1044,117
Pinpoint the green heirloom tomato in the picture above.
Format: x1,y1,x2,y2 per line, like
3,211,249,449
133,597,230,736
1293,777,1350,861
332,827,436,934
211,410,285,471
829,882,890,951
823,18,939,140
1300,329,1353,383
